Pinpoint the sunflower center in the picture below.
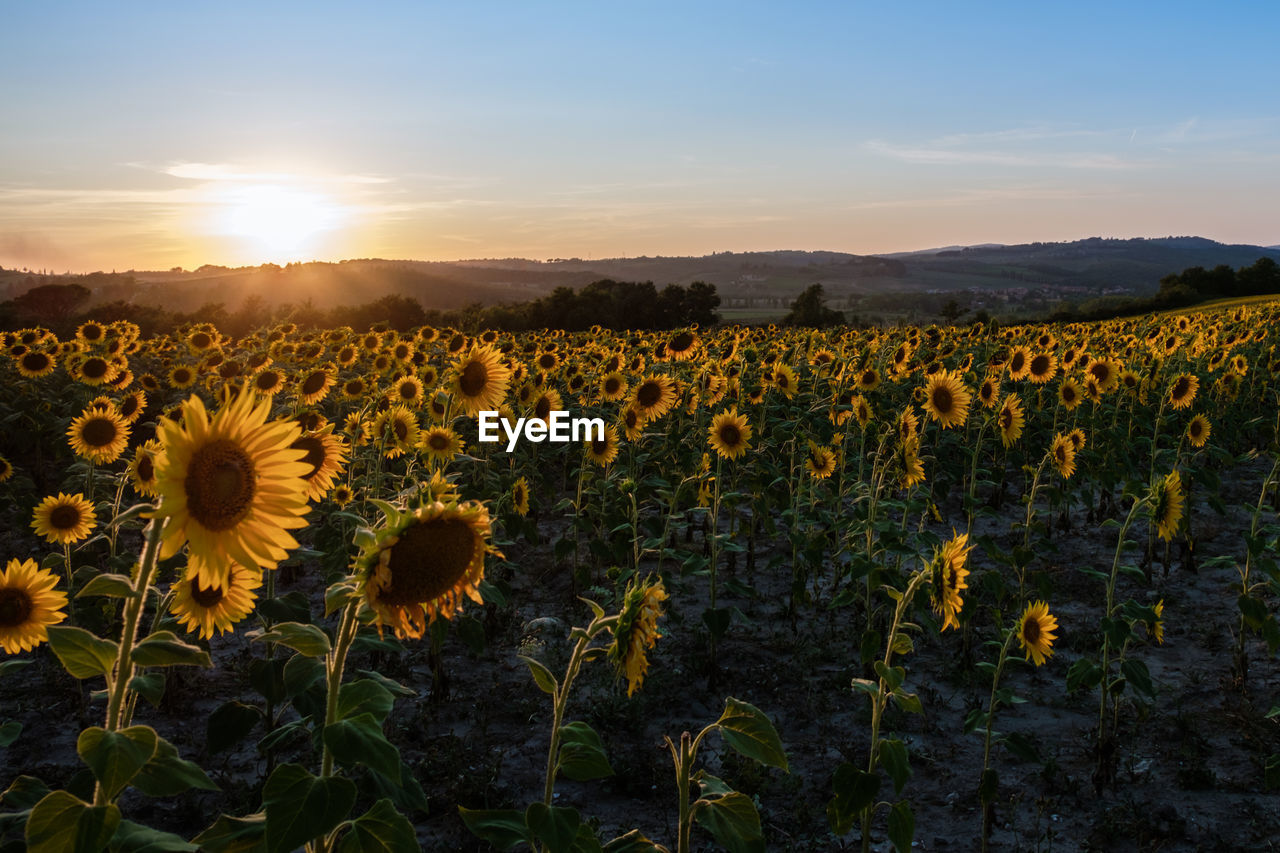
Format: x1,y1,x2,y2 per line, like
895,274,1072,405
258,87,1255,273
50,504,82,531
1172,377,1190,398
256,372,280,391
393,419,409,442
381,518,479,606
185,439,257,531
399,382,417,399
302,372,327,395
718,424,742,448
0,588,33,628
1031,355,1050,375
22,352,50,371
458,361,489,397
137,455,155,482
83,358,109,379
428,434,449,451
636,381,662,407
81,417,119,448
670,332,694,352
931,387,954,413
190,580,226,609
604,377,621,395
592,437,609,456
1022,617,1041,644
291,436,326,479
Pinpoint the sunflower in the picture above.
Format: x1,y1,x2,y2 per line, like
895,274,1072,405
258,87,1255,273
168,365,198,389
0,455,13,483
585,424,621,467
922,370,970,429
1087,359,1119,393
620,405,645,442
127,440,163,498
1027,352,1058,384
392,375,425,408
930,533,972,631
805,442,837,479
856,367,881,392
420,425,464,465
0,558,68,653
450,345,512,417
1168,374,1198,410
1017,600,1058,666
170,560,262,639
153,390,310,585
708,408,752,461
251,368,286,397
369,405,420,459
76,321,106,344
1067,428,1086,453
772,363,798,399
1006,346,1030,381
978,375,1000,409
331,484,355,508
599,371,629,402
631,374,679,423
852,395,872,429
67,407,131,465
1151,600,1165,644
665,329,701,361
1050,434,1076,479
1152,470,1184,542
16,349,56,378
118,390,147,424
998,394,1025,447
357,498,501,639
1186,414,1210,448
290,427,350,502
31,493,96,544
897,435,926,490
296,365,336,406
511,476,530,517
528,388,563,426
1058,377,1083,410
608,575,667,697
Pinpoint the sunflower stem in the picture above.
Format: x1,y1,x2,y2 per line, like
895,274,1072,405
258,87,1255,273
320,599,360,780
979,627,1017,852
1097,494,1146,765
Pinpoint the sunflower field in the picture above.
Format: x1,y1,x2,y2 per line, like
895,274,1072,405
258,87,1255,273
1,307,1279,851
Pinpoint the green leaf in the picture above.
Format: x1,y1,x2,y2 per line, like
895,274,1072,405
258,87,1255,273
525,803,582,853
878,739,911,795
1239,594,1269,630
702,607,731,640
519,655,559,695
206,701,262,756
323,713,402,782
888,800,914,853
557,721,614,781
282,654,325,698
715,698,788,771
128,673,165,708
873,661,905,691
25,790,120,853
108,819,199,852
1066,658,1103,693
0,720,21,747
890,689,923,715
602,829,667,853
692,790,763,853
458,808,531,851
77,726,158,801
191,813,266,853
335,799,418,853
131,737,218,797
1004,732,1041,764
1121,658,1156,700
827,763,879,835
253,622,331,657
0,658,35,678
47,626,118,680
324,582,358,617
130,631,212,668
1,775,51,810
75,574,137,600
337,679,396,723
261,764,356,853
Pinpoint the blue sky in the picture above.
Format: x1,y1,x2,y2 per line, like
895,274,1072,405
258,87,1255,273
2,1,1277,270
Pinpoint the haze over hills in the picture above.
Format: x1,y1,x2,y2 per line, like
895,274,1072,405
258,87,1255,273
3,236,1279,324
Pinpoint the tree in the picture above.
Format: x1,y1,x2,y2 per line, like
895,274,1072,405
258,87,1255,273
783,283,844,327
0,283,91,330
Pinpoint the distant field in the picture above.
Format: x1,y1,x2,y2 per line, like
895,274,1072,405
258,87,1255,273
1158,292,1280,315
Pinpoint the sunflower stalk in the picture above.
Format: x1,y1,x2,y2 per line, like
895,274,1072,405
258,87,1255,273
1233,454,1280,686
1097,493,1148,761
978,627,1018,852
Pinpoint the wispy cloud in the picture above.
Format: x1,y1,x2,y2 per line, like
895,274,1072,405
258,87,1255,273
864,139,1144,171
159,162,391,185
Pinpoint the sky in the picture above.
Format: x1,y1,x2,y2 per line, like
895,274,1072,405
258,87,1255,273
2,1,1278,271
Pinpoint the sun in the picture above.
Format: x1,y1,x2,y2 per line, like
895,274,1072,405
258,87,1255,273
212,183,347,261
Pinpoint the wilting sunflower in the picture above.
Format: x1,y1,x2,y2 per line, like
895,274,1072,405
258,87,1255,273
358,498,501,639
922,370,970,429
66,407,131,466
0,455,13,483
511,476,530,517
420,425,464,465
1186,414,1211,448
1017,600,1058,666
1168,373,1198,410
1050,433,1076,479
1152,470,1184,542
930,533,972,631
450,345,512,417
0,558,68,653
608,575,667,697
708,408,752,461
31,493,96,544
153,390,311,585
170,560,262,639
290,427,349,502
805,441,837,479
998,394,1025,447
585,424,621,467
631,374,679,423
127,440,163,498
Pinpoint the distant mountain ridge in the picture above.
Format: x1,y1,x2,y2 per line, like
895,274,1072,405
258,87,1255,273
3,236,1278,317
